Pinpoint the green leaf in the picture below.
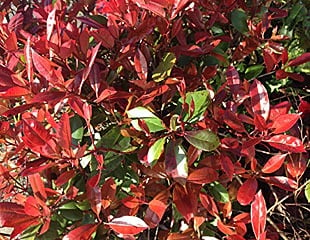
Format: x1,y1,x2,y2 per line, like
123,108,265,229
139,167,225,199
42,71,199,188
59,201,77,210
245,65,264,80
305,182,310,203
152,52,176,82
60,209,83,221
184,129,220,151
127,107,166,132
70,114,84,146
147,137,166,166
176,90,211,123
96,126,136,152
231,9,249,34
208,181,229,203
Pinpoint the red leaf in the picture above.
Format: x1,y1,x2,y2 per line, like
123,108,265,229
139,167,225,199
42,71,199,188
46,8,56,41
187,145,202,166
299,100,310,119
223,110,246,132
122,196,142,209
22,118,53,148
286,153,307,178
237,178,258,206
55,170,76,186
0,202,40,238
199,192,219,217
263,49,276,72
24,196,41,217
275,69,288,79
144,199,167,228
81,43,101,94
135,48,148,81
101,178,117,209
187,167,218,184
265,135,305,153
217,219,236,235
171,0,190,19
107,216,149,235
165,140,188,181
138,85,170,106
261,176,297,191
30,91,66,103
261,154,287,174
8,12,23,32
250,79,270,121
92,28,115,49
269,101,291,121
135,0,166,18
56,113,72,153
87,185,102,219
220,155,234,181
226,66,242,99
31,49,57,80
287,52,310,67
68,96,86,117
0,86,30,98
251,190,267,240
29,173,47,202
254,114,267,131
173,184,197,223
63,224,98,240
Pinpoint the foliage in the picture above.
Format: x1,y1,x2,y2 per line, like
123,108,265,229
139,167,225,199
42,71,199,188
0,0,309,239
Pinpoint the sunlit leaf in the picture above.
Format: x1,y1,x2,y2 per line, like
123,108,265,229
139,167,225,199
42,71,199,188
107,216,149,235
237,178,257,206
250,79,270,121
127,107,166,132
261,154,287,174
208,182,229,203
152,52,176,82
251,191,266,240
146,137,166,167
165,140,188,181
305,182,310,203
177,90,211,123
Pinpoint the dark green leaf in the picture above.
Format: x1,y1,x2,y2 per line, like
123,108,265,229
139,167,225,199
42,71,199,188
245,65,264,80
70,115,84,146
231,9,249,34
60,209,83,221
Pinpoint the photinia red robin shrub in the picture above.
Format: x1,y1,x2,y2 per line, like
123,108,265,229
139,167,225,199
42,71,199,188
0,0,309,239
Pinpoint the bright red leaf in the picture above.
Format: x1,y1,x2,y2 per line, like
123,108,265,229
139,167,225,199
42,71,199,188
63,224,98,240
261,154,287,174
251,190,267,240
237,178,258,206
29,173,47,202
270,114,300,134
250,79,270,121
107,216,149,235
187,167,218,184
265,135,305,153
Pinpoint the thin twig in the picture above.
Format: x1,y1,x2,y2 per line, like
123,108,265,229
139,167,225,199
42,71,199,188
267,179,310,214
267,217,289,240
